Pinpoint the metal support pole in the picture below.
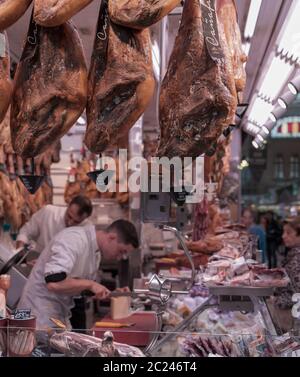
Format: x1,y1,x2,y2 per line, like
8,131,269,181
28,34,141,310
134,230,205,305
160,225,196,289
148,295,216,355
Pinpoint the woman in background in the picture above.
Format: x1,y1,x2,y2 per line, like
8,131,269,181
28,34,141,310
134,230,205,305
271,217,300,333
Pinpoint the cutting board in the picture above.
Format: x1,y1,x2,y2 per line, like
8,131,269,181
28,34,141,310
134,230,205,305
92,311,157,347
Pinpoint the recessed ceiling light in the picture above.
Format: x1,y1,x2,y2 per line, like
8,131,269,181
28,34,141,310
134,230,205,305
269,113,277,122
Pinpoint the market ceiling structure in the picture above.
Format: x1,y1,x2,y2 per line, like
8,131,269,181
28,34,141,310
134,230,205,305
6,0,300,150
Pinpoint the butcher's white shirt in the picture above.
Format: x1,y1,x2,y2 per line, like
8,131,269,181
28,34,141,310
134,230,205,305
16,205,90,253
17,225,101,330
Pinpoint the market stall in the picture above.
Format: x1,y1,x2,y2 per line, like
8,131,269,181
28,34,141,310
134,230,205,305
1,0,300,359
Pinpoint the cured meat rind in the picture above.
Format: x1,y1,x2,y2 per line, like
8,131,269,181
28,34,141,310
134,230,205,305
34,0,93,27
108,0,181,30
85,0,155,154
11,19,88,158
0,0,32,31
158,0,237,159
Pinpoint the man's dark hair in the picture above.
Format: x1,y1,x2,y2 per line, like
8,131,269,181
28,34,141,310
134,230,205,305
69,195,93,217
107,220,139,248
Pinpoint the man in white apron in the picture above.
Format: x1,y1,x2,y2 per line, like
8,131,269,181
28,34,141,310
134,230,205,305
16,195,93,253
17,220,139,330
15,195,93,330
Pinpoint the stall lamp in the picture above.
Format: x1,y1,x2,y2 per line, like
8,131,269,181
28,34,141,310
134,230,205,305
269,112,277,122
257,134,265,142
238,160,249,171
288,82,298,95
244,0,262,39
287,75,300,95
262,126,270,134
278,98,287,109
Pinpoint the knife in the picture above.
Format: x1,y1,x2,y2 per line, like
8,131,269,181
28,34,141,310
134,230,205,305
109,291,137,298
81,290,147,299
95,321,136,328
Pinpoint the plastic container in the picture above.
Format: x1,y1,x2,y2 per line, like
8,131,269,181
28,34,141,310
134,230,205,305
8,316,36,357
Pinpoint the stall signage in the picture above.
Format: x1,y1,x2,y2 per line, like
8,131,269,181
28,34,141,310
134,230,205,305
13,309,31,320
0,33,5,57
200,0,225,65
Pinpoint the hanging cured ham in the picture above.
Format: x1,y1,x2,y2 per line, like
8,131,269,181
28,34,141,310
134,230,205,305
0,0,32,30
85,0,155,154
11,19,88,158
157,0,237,159
0,32,12,123
0,108,10,169
108,0,181,30
216,0,247,96
34,0,93,27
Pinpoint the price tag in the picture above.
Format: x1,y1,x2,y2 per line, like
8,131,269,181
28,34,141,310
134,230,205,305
0,33,5,58
200,0,225,65
31,347,48,357
13,309,31,320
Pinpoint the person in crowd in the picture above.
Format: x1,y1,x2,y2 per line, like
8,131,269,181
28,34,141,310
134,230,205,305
265,211,282,269
17,220,139,330
242,208,267,262
16,195,93,253
270,217,300,332
259,212,268,232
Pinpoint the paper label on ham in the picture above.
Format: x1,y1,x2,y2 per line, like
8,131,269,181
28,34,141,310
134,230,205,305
0,33,5,57
200,0,225,64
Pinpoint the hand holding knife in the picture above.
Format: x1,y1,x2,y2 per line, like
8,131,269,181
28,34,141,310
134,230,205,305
81,286,135,300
